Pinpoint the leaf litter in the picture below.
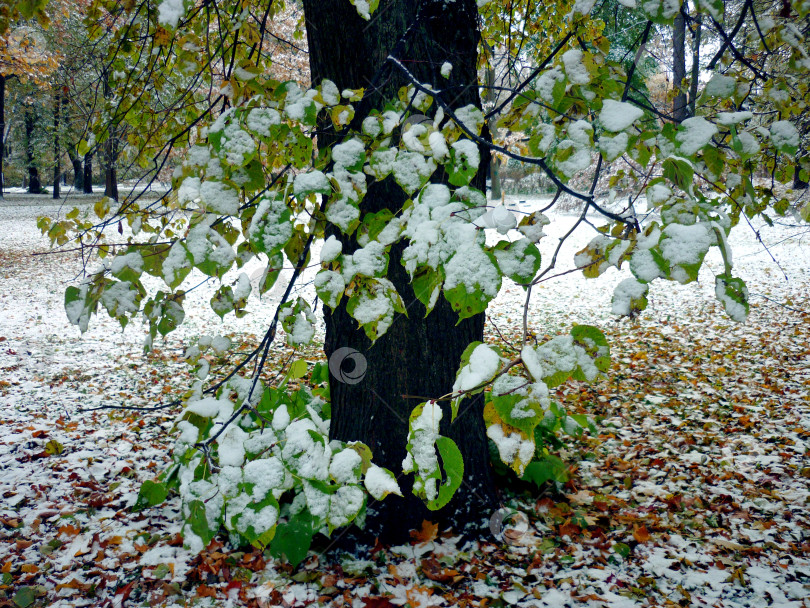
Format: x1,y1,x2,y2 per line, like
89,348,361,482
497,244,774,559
0,195,808,607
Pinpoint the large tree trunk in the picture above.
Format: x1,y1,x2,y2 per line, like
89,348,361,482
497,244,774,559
303,0,496,544
25,108,42,194
672,9,687,123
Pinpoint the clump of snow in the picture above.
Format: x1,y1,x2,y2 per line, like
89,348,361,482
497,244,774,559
453,104,485,135
704,74,736,98
770,121,799,153
536,67,564,103
612,277,649,316
246,108,281,137
715,276,749,322
554,141,592,177
364,465,402,500
158,0,185,28
110,251,143,276
676,117,718,156
599,132,629,161
599,100,644,132
486,424,534,473
329,448,362,484
562,49,590,85
715,111,752,126
402,401,443,501
294,171,330,197
567,0,597,19
736,131,760,156
199,180,240,216
453,344,501,393
320,236,343,264
491,205,517,234
440,62,453,78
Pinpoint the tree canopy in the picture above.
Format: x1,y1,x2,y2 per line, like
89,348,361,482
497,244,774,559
30,0,810,560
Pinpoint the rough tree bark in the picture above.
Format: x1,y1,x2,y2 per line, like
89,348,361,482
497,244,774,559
302,0,496,544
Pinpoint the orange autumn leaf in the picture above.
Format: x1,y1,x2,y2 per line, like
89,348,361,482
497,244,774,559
196,584,218,598
410,520,438,544
58,524,81,538
633,524,651,543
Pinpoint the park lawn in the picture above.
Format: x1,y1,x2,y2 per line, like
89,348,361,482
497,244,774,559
0,194,808,607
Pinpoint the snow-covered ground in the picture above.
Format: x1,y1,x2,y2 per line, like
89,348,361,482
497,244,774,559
0,193,808,607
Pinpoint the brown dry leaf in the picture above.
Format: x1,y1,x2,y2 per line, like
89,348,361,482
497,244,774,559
362,598,398,608
420,556,461,584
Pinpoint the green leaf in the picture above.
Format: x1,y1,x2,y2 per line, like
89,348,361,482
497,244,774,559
269,510,316,567
613,542,631,558
447,140,479,186
571,324,611,374
134,480,169,512
210,286,235,319
491,393,542,435
44,439,64,455
427,437,464,510
12,587,36,608
187,499,215,547
493,238,542,286
521,454,569,487
345,278,404,342
715,274,749,323
287,359,308,380
311,362,329,386
662,157,694,194
444,281,493,321
411,266,443,315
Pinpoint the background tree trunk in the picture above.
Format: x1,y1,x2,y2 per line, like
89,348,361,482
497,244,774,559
52,90,60,200
0,74,5,198
70,154,83,191
83,152,93,193
103,73,118,201
302,0,496,544
482,44,502,200
672,9,687,123
25,107,42,194
688,14,702,117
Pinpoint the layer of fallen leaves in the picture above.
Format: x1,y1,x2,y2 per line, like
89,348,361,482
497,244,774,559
1,198,808,607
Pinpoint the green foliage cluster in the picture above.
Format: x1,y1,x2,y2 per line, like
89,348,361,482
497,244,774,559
37,0,810,558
